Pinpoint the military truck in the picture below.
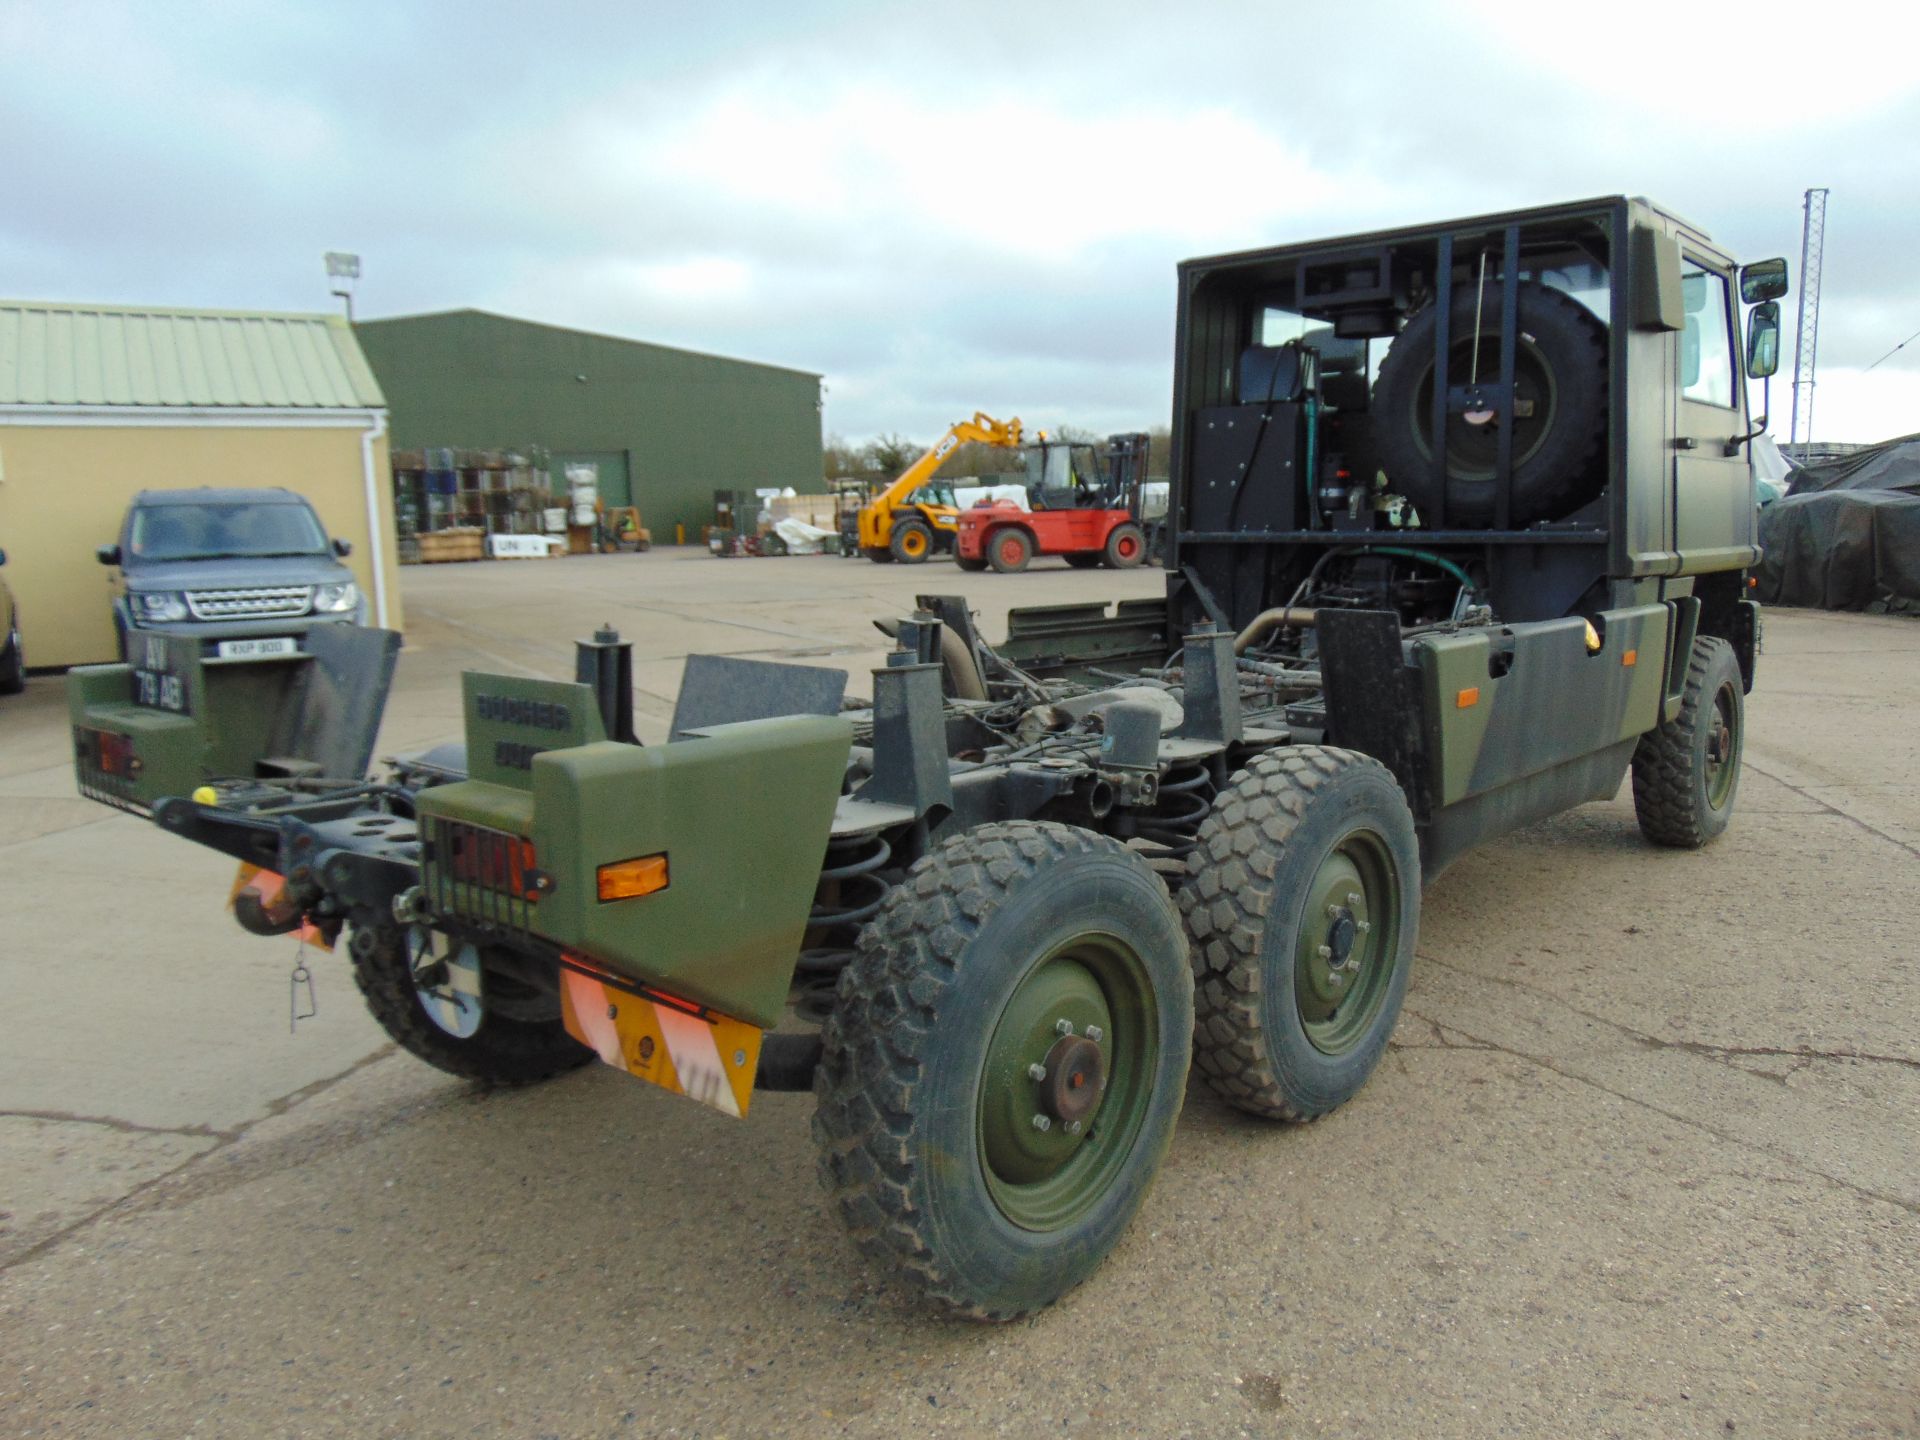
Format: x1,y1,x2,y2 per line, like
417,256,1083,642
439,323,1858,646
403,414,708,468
67,197,1787,1320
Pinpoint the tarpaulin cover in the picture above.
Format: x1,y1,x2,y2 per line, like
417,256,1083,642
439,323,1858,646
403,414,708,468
1785,432,1920,495
1756,432,1920,613
1758,489,1920,614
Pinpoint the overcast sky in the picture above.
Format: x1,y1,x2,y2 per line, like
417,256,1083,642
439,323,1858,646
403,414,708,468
5,0,1916,447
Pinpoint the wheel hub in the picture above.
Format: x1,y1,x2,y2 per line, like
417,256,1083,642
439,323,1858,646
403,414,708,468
1325,910,1358,969
1291,832,1399,1056
1039,1033,1107,1126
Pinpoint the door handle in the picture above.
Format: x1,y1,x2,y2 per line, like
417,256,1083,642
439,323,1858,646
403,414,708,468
1671,437,1698,450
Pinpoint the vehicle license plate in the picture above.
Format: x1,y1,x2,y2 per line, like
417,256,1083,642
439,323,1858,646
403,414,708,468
217,636,298,660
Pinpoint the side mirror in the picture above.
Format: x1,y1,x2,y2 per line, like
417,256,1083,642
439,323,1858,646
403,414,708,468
0,548,8,566
97,544,123,566
332,537,353,558
1747,301,1782,379
1740,258,1790,304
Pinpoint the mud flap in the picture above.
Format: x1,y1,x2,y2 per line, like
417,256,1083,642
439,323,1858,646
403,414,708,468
1318,608,1430,819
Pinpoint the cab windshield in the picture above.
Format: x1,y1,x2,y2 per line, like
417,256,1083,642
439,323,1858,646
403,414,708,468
129,503,329,562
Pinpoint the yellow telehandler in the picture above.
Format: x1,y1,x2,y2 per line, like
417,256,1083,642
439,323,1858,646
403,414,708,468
856,412,1023,562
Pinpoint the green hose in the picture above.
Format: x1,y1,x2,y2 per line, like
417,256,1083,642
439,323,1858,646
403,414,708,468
1361,545,1476,592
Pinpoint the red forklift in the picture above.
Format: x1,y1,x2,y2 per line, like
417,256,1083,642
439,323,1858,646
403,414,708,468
954,432,1151,573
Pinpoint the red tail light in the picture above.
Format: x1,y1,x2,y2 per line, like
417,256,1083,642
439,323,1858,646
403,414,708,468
448,828,542,899
93,730,138,776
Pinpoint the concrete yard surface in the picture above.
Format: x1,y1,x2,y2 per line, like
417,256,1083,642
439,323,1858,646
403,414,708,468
1,549,1915,1439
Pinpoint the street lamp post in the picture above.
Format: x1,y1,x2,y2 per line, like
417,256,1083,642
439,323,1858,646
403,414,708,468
324,252,361,322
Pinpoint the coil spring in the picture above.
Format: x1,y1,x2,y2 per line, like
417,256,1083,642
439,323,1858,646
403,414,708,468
790,953,844,1026
1131,761,1215,878
810,833,891,930
792,833,894,1024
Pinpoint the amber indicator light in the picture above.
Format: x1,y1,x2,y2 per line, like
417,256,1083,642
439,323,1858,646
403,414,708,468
1456,687,1480,708
598,853,670,902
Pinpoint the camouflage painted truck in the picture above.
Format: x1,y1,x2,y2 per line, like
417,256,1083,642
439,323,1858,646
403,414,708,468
68,197,1788,1319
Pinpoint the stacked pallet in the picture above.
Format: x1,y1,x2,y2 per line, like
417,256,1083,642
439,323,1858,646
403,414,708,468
415,527,486,564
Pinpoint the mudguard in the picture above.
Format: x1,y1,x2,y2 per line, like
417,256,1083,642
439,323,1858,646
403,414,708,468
414,673,852,1029
70,627,401,814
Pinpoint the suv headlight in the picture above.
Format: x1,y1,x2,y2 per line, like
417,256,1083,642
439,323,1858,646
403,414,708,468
311,581,359,614
133,592,188,623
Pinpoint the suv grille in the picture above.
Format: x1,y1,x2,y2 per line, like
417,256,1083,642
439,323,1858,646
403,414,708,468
184,586,312,620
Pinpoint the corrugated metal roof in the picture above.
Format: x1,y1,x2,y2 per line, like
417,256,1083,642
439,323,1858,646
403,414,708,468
0,300,386,409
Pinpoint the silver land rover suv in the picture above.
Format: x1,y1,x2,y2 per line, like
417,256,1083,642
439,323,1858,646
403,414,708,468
101,488,367,661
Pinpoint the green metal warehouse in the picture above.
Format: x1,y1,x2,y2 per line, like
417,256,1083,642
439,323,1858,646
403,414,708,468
353,310,822,541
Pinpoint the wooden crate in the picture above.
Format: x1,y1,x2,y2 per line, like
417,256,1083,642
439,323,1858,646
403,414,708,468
416,527,486,564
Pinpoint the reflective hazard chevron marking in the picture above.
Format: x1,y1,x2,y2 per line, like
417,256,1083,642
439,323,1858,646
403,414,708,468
559,965,762,1119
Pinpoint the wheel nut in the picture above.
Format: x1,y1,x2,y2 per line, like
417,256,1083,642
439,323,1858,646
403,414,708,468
1346,891,1362,907
1032,1114,1052,1132
1317,943,1333,960
1084,1025,1103,1043
1028,1063,1047,1082
1055,1018,1074,1036
1356,919,1371,935
1327,903,1343,919
1067,1120,1083,1135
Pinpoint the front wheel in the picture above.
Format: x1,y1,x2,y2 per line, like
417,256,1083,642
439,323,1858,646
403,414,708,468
0,624,23,695
1180,747,1420,1121
1631,636,1744,848
814,822,1192,1320
890,520,934,563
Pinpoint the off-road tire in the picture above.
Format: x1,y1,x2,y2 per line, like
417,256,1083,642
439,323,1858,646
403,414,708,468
813,821,1192,1320
348,911,592,1085
1102,522,1146,569
1373,278,1608,527
987,527,1033,574
1180,747,1420,1121
890,520,934,564
0,625,23,695
955,555,988,572
1631,636,1744,848
1063,553,1102,569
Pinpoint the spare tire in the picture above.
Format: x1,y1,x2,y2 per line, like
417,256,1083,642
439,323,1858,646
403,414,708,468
1372,279,1607,528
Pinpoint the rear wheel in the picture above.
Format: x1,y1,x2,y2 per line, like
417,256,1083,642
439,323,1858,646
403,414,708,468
348,911,592,1085
814,822,1191,1320
1631,636,1744,848
1103,522,1146,568
1180,747,1420,1121
890,520,934,564
987,528,1033,574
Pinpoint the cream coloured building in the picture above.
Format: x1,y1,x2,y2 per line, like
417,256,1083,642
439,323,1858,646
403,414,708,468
0,300,401,668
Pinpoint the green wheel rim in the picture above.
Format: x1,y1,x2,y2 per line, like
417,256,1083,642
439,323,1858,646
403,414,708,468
977,935,1159,1232
1705,680,1741,810
1291,828,1402,1056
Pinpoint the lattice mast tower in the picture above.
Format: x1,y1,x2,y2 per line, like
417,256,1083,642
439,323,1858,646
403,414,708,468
1790,187,1830,446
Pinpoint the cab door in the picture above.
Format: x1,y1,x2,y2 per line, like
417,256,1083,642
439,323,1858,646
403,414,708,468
1672,256,1759,573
